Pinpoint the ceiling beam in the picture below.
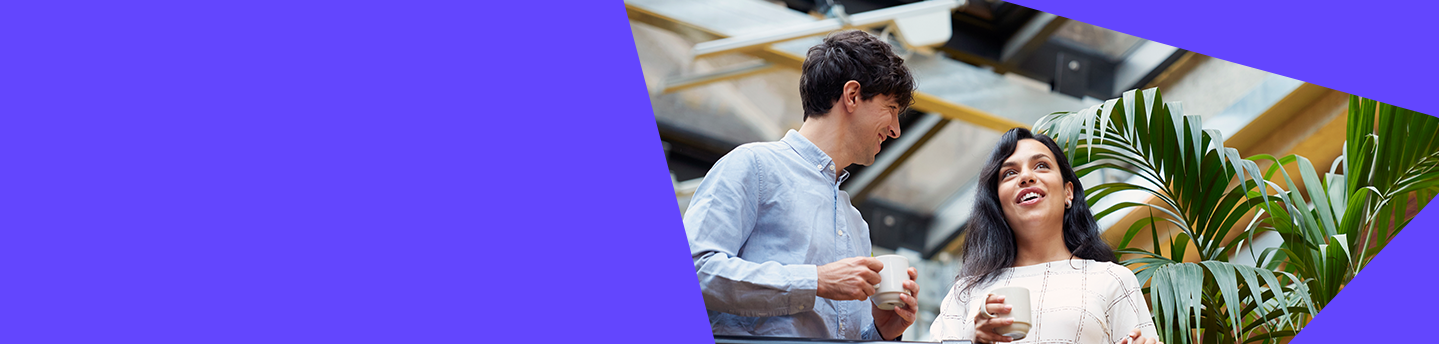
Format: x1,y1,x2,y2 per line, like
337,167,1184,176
691,0,963,59
923,178,978,258
999,12,1066,66
662,61,781,93
626,0,1026,132
1111,41,1183,95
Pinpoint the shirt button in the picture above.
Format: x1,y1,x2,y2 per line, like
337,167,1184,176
837,230,844,236
817,164,823,170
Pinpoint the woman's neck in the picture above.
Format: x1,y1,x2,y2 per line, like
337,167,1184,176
1012,224,1073,267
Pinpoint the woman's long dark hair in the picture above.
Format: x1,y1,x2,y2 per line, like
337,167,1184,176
957,128,1114,294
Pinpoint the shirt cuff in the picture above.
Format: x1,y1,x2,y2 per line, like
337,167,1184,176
869,320,903,341
785,264,818,314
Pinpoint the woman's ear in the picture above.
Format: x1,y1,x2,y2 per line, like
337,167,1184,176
842,80,861,113
1065,181,1074,206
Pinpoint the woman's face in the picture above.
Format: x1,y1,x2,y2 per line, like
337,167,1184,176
996,139,1073,236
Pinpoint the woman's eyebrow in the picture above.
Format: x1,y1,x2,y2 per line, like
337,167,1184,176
1001,153,1054,170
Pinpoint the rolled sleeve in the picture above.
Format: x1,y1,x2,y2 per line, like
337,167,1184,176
862,320,903,341
693,253,818,316
862,321,881,341
686,148,818,317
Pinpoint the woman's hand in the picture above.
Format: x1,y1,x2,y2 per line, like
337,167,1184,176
974,293,1015,343
1116,329,1160,344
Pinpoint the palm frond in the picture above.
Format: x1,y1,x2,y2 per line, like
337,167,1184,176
1036,89,1438,343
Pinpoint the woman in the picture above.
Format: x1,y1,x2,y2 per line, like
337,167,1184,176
929,128,1160,344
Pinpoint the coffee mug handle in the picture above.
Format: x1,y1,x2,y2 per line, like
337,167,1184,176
979,293,999,319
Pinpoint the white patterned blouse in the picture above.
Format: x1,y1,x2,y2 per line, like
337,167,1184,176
929,259,1157,344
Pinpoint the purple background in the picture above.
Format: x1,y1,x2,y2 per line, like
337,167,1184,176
0,0,1430,343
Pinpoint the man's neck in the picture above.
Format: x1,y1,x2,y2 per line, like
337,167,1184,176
797,116,854,178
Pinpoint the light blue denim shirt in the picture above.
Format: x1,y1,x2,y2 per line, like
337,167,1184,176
685,130,882,340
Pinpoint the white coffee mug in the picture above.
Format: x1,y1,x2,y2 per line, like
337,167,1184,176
983,286,1032,340
870,255,911,310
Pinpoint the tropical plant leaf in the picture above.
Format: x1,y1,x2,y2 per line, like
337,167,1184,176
1036,89,1436,344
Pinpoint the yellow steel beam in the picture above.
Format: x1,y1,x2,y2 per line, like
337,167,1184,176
626,3,1025,132
663,61,781,93
912,92,1028,131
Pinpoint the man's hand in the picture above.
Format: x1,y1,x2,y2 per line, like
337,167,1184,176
974,294,1015,343
873,266,919,340
1116,329,1160,344
817,257,884,301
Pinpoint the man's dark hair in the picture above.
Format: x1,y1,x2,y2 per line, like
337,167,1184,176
799,30,916,120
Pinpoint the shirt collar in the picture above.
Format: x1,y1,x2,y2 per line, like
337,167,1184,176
782,130,851,183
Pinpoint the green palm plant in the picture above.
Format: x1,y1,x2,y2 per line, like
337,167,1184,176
1034,89,1439,344
1246,96,1439,311
1033,88,1313,344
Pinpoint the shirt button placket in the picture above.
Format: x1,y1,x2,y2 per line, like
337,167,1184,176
832,169,847,339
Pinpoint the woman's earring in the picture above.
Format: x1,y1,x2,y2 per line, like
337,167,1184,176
1065,200,1072,209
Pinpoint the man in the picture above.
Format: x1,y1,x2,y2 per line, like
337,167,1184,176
684,30,920,341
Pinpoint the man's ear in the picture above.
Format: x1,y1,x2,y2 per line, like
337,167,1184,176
842,80,861,113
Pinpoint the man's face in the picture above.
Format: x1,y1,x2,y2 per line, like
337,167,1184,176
849,93,903,166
